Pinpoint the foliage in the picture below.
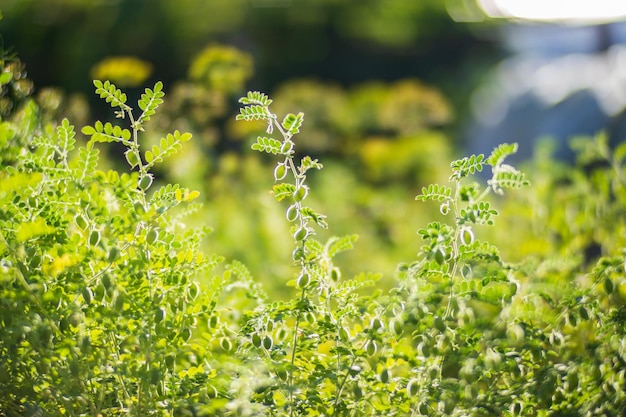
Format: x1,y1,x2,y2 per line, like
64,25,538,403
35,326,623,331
0,79,245,416
3,61,626,417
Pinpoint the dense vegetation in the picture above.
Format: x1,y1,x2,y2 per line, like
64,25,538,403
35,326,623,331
2,29,626,417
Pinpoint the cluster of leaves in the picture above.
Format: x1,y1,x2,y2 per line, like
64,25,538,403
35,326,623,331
0,78,252,416
3,70,626,417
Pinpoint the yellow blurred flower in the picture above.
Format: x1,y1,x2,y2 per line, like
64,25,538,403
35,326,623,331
90,56,153,87
188,44,253,93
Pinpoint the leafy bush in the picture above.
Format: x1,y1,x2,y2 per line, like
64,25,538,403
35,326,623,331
2,67,626,417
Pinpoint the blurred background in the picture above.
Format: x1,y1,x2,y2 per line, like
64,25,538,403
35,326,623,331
2,0,626,295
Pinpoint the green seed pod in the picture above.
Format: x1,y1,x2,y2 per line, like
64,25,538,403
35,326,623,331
274,164,288,181
296,272,310,289
82,287,93,304
418,402,429,415
286,205,299,222
434,248,445,265
566,369,579,392
293,185,308,202
220,337,232,352
276,367,288,381
102,273,115,292
391,319,403,335
365,340,377,357
146,228,158,245
294,227,308,241
89,230,101,246
266,320,275,332
353,384,363,399
276,326,288,341
330,267,341,281
138,174,154,191
75,214,88,230
280,140,293,154
209,315,219,329
407,379,419,397
251,333,262,348
125,150,139,168
181,328,192,342
379,368,391,383
428,365,439,379
133,201,146,215
460,227,474,245
165,355,175,370
263,335,273,350
433,316,446,333
370,318,384,332
604,277,614,294
108,247,120,263
579,306,590,320
155,307,166,324
292,247,305,262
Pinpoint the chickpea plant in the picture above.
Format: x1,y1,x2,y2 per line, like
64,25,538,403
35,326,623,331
0,78,231,416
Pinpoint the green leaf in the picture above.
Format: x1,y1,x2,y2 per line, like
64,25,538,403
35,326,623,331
416,184,452,202
281,112,304,135
326,235,358,258
236,104,271,121
272,183,296,201
137,81,165,124
486,143,518,168
251,136,282,154
450,153,484,181
239,91,273,106
93,79,130,110
300,207,328,229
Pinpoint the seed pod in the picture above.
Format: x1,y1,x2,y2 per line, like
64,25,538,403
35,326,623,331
460,227,474,245
579,306,590,320
125,150,139,168
604,277,614,294
165,355,175,370
274,164,288,181
146,228,158,244
418,402,429,415
89,230,101,246
102,273,115,292
280,140,293,154
379,368,391,383
263,335,273,350
292,247,305,261
220,337,232,352
293,185,308,202
370,318,384,332
276,326,288,341
286,205,299,222
138,174,154,191
134,201,146,215
297,272,310,289
365,340,377,357
155,307,166,324
353,384,363,399
407,379,419,397
75,214,88,230
330,267,341,281
209,315,219,329
339,326,350,342
108,247,120,263
434,248,445,265
391,319,403,335
294,227,308,241
251,333,262,348
433,316,446,333
276,367,288,381
82,287,93,304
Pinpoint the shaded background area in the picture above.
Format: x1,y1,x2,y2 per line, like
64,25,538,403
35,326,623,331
0,0,499,135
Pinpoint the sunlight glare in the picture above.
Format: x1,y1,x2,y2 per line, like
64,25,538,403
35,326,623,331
478,0,626,23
